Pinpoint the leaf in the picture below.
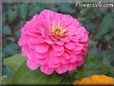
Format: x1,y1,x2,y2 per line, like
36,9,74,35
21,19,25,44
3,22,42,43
2,25,12,35
84,22,96,32
57,3,75,13
10,62,64,85
60,75,72,85
3,43,18,56
28,4,41,17
102,57,112,69
95,13,113,39
7,6,17,22
2,66,13,79
104,34,112,41
1,75,9,84
18,4,28,20
4,54,26,71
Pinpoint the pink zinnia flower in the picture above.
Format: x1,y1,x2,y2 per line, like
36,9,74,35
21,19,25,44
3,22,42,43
18,9,89,75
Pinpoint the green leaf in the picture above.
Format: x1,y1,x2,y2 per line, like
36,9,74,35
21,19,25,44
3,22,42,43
104,34,112,41
7,6,17,22
2,66,13,79
18,4,28,20
103,57,112,69
1,75,9,84
95,13,113,39
4,54,26,71
2,25,12,35
28,4,40,17
60,75,72,85
10,62,64,84
3,43,18,56
57,3,75,13
84,22,96,32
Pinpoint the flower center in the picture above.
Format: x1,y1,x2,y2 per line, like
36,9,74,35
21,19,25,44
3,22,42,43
52,24,66,38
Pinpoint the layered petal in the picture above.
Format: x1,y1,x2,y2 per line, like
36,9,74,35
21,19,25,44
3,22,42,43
55,64,67,74
27,54,40,70
35,43,49,53
40,65,54,75
52,44,64,52
65,42,75,50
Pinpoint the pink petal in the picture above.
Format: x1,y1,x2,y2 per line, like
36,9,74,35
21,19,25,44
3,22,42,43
72,50,82,55
30,35,44,44
51,50,64,56
35,57,48,65
68,63,77,71
74,43,83,51
47,54,60,68
52,44,64,52
63,52,71,59
59,57,68,64
76,56,84,66
67,28,77,36
55,64,67,74
60,36,71,42
51,36,57,41
27,58,39,70
41,27,49,38
22,47,27,57
76,26,86,35
79,35,88,42
72,35,80,42
55,41,64,45
65,42,75,50
36,43,49,53
69,55,78,63
18,37,26,46
45,38,55,44
82,47,88,55
40,65,54,75
35,52,47,59
27,31,40,37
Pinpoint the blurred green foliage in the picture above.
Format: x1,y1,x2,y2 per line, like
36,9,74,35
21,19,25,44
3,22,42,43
2,2,114,85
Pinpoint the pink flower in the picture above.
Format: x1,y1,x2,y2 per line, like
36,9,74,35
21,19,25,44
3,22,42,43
18,9,89,75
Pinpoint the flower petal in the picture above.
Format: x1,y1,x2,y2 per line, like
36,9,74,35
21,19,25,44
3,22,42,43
47,55,60,68
36,43,49,53
40,65,54,75
22,47,28,57
52,44,64,52
68,63,77,71
35,52,48,59
59,56,68,64
69,55,78,63
79,35,88,42
65,42,75,50
55,64,67,74
51,50,64,56
60,36,71,42
55,40,64,45
45,38,55,44
27,58,40,70
72,35,80,42
63,51,71,59
30,35,44,44
76,56,84,66
74,43,83,51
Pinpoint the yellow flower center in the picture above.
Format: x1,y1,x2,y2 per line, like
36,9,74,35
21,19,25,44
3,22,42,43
52,24,66,38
